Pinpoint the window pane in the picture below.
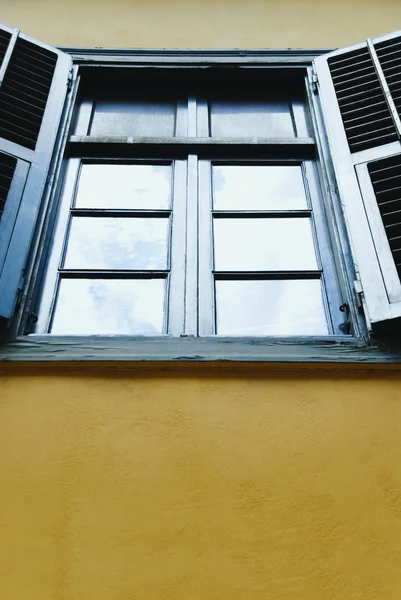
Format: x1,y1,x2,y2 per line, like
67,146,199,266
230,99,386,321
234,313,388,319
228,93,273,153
215,279,328,336
210,101,294,138
91,100,176,137
213,218,318,271
213,165,307,210
63,217,169,270
75,164,171,210
50,279,165,335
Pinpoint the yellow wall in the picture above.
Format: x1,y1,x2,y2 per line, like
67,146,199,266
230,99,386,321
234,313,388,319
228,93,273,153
3,1,401,599
1,368,401,600
1,0,401,48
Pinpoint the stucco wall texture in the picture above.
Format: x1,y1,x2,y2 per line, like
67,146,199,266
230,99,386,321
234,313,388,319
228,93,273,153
2,0,401,598
1,370,401,599
2,0,401,48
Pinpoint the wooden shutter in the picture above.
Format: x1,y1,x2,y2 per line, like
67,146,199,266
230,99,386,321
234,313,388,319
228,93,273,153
313,31,401,327
0,23,71,321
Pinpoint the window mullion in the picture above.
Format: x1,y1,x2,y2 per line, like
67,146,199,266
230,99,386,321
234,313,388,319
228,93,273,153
198,159,215,336
168,159,187,336
184,153,199,336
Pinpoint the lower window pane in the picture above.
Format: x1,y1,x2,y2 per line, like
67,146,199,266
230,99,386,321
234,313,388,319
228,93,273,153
50,279,165,335
215,279,328,336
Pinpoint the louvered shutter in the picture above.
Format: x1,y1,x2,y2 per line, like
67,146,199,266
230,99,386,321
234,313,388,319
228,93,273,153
0,23,71,321
313,31,401,327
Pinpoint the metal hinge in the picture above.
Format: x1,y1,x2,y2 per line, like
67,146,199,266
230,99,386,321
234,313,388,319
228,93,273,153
15,276,25,310
26,312,38,333
311,70,319,94
354,279,364,313
66,68,74,93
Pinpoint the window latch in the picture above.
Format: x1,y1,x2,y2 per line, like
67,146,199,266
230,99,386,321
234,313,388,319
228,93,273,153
311,71,319,94
339,302,351,334
66,68,74,93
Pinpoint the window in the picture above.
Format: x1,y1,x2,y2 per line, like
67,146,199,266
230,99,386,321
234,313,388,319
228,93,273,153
31,69,346,337
2,24,401,361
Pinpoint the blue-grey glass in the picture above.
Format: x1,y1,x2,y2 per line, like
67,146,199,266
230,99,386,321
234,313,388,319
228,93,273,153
63,217,169,270
213,166,307,210
210,101,295,138
213,218,318,271
50,279,165,335
215,279,328,336
90,101,176,137
75,164,171,209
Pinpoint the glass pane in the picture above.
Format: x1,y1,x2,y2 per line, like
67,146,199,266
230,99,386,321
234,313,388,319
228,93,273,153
50,279,165,335
64,217,169,270
210,101,294,138
91,100,176,137
213,165,307,210
75,164,171,210
213,218,318,271
215,279,328,336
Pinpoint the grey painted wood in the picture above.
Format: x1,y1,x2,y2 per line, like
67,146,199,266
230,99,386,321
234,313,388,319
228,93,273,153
0,30,72,320
58,48,334,67
2,334,401,365
0,28,18,86
184,154,198,335
313,47,398,324
166,160,187,336
198,160,214,336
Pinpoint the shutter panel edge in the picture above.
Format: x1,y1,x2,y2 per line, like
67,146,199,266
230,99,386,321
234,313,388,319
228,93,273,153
0,24,72,322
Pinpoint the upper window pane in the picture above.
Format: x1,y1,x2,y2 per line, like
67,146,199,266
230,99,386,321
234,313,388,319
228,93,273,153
210,100,295,138
75,164,171,210
213,165,308,210
90,100,176,137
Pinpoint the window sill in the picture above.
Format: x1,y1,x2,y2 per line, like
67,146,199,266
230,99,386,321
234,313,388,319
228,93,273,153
0,334,400,366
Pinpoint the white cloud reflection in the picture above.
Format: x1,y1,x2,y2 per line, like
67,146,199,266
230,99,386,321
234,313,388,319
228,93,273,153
214,218,318,271
213,165,307,210
64,217,169,270
75,164,171,209
51,279,165,335
216,280,328,336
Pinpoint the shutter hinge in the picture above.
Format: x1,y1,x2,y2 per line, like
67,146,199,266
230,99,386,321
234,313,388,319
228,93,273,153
66,68,74,93
354,279,364,313
15,277,25,310
339,303,351,335
26,312,38,333
311,70,319,94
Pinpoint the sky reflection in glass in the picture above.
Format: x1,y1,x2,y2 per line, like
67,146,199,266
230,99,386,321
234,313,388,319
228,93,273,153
64,217,169,270
216,279,328,336
214,218,318,271
75,164,171,210
51,279,165,335
213,165,307,210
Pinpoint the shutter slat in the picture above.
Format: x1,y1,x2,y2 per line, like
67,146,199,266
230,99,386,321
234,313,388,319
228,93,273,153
0,29,11,68
0,37,57,151
368,155,401,279
328,47,398,153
